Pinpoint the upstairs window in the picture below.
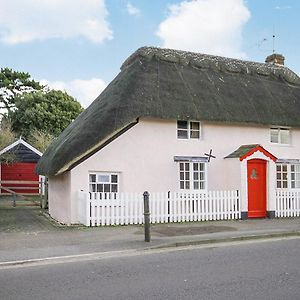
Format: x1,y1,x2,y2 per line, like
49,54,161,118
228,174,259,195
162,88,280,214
177,120,200,139
89,173,119,193
270,127,290,145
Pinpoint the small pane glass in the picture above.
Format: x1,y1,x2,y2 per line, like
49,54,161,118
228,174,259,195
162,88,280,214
199,163,204,171
194,182,199,190
185,182,190,189
291,181,295,189
277,181,281,188
177,130,188,139
200,172,204,180
111,184,118,193
98,175,110,183
179,163,184,171
111,175,118,183
180,181,184,189
193,163,198,171
186,172,190,180
185,163,190,171
280,129,290,144
104,184,110,192
283,165,287,172
194,172,199,180
190,122,199,130
177,120,188,129
283,181,288,188
270,128,279,143
180,172,184,180
90,184,96,192
89,174,96,182
277,173,281,180
190,131,200,139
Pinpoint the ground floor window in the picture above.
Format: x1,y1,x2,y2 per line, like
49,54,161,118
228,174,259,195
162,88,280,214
276,164,300,189
179,162,206,190
89,172,119,193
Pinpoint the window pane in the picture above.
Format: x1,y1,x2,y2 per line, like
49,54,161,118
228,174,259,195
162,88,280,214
283,181,288,188
179,163,184,171
90,184,96,192
111,175,118,183
89,174,96,182
190,122,199,130
277,181,281,188
98,175,110,183
185,182,190,189
177,120,188,129
185,163,190,171
193,163,198,171
194,172,199,180
186,172,190,180
283,165,287,172
111,184,118,192
280,129,290,144
190,131,200,139
270,128,279,143
199,163,204,171
194,182,199,190
180,181,184,189
177,130,188,139
104,184,110,192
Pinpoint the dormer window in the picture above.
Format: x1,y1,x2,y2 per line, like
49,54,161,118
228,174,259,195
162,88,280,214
177,120,200,139
270,127,290,145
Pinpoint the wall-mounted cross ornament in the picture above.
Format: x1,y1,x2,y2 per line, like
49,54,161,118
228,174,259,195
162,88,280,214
204,149,216,162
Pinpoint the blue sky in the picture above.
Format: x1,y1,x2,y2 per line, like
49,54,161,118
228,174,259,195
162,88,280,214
0,0,299,107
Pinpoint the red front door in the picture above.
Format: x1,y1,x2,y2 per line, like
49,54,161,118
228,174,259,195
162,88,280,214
247,159,267,218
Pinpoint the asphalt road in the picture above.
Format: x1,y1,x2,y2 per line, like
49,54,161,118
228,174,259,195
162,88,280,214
1,238,299,300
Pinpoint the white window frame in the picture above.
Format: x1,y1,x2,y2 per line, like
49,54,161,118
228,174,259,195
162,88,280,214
270,127,290,145
276,164,300,189
179,162,207,191
177,120,201,140
89,172,119,193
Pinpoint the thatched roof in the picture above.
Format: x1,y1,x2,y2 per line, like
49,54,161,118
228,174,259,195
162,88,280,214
36,46,300,176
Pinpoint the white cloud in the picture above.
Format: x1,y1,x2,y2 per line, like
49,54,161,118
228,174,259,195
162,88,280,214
0,0,113,44
126,2,141,16
41,78,107,108
156,0,250,58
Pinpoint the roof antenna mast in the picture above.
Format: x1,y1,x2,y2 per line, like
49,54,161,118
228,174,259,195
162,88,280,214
272,25,275,54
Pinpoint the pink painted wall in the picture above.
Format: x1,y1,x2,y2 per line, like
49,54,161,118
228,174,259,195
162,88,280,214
48,118,300,224
48,172,71,224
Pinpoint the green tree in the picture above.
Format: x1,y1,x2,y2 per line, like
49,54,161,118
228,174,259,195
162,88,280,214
9,90,83,138
28,129,55,153
0,119,17,163
0,68,43,114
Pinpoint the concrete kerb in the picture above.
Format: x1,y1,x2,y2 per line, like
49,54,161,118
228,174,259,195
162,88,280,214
1,230,299,270
147,230,300,250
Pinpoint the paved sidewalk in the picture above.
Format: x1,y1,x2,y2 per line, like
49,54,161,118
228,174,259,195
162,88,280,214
0,205,299,264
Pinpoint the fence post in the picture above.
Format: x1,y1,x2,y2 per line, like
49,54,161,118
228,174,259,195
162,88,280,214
13,193,16,207
143,191,150,242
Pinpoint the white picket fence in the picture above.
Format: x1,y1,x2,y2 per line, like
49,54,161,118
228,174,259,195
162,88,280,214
77,190,241,227
276,190,300,218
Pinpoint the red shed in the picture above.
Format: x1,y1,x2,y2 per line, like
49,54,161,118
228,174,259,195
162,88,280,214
0,138,43,195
